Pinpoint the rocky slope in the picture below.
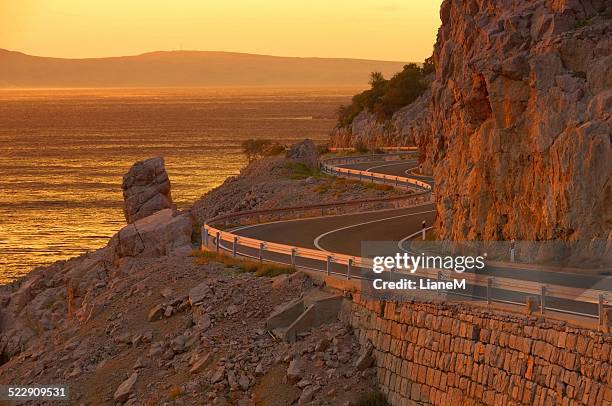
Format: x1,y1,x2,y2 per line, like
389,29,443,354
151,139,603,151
191,147,401,225
330,0,611,247
0,146,396,404
329,88,434,174
0,223,376,404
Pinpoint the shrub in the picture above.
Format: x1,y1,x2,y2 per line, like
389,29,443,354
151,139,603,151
337,58,433,127
264,143,286,156
317,143,330,155
354,141,369,153
241,139,285,162
284,161,326,180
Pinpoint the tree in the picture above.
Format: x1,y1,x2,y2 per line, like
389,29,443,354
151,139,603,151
241,139,272,163
369,71,386,88
422,55,435,75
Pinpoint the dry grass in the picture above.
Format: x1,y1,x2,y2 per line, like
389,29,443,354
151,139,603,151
191,250,296,277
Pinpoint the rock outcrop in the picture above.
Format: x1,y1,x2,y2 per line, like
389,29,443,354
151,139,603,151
286,138,319,169
429,0,611,243
190,142,400,224
330,0,611,246
122,157,174,224
107,208,192,261
329,84,434,174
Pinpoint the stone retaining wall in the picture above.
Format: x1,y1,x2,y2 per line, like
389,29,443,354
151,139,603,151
348,293,611,405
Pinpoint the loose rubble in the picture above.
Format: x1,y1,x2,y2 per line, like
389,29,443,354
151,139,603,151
0,210,376,404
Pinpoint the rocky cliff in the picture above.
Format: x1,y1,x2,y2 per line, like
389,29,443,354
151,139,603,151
331,0,611,246
329,83,435,174
431,0,611,244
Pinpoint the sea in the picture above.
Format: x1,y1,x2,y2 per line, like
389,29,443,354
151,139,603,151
0,86,357,283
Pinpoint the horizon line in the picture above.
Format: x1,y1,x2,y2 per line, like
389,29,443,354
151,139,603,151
0,48,413,64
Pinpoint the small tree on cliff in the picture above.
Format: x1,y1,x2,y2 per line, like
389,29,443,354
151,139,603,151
369,72,386,88
241,139,271,163
241,139,285,163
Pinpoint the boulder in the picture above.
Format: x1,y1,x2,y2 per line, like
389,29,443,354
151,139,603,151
298,385,320,405
113,372,138,403
189,353,211,374
286,358,304,383
286,139,319,169
189,282,212,307
122,157,173,224
107,209,192,261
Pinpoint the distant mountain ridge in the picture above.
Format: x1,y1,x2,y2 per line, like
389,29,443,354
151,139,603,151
0,49,408,87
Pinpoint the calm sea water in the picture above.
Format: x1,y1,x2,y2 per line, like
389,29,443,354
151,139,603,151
0,87,357,283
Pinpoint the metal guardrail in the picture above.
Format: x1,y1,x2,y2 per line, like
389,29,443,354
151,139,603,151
320,153,431,192
202,153,610,323
329,146,418,152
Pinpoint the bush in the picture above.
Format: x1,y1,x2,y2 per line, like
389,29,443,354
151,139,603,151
354,141,369,153
317,143,330,155
284,161,326,180
337,58,433,127
241,139,285,162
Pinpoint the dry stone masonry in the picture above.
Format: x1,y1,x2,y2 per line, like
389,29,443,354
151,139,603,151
348,293,611,405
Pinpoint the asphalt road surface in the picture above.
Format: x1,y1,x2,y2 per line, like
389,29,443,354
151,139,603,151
224,158,609,318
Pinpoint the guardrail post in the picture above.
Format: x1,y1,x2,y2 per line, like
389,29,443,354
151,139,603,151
232,236,238,257
326,256,332,275
371,173,374,183
215,231,220,252
540,286,546,315
486,278,492,304
259,242,265,262
395,177,398,188
347,258,353,280
598,294,604,326
202,226,208,249
291,248,297,266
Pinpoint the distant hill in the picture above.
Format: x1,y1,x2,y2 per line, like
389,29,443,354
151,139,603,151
0,49,408,88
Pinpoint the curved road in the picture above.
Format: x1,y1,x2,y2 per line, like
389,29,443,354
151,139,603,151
226,158,610,318
234,159,434,255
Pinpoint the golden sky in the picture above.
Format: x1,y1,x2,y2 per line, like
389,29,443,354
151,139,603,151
1,0,442,61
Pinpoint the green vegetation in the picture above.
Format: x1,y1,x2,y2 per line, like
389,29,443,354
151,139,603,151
317,144,330,155
354,141,369,153
284,161,327,180
191,250,296,277
337,57,434,127
357,390,389,406
241,138,286,163
313,177,396,195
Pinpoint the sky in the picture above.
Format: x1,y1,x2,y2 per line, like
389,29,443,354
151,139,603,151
0,0,442,62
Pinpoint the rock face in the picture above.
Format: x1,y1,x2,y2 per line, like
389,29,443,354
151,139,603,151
429,0,611,243
286,139,319,169
329,85,434,174
122,157,174,224
331,0,611,246
107,209,192,261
